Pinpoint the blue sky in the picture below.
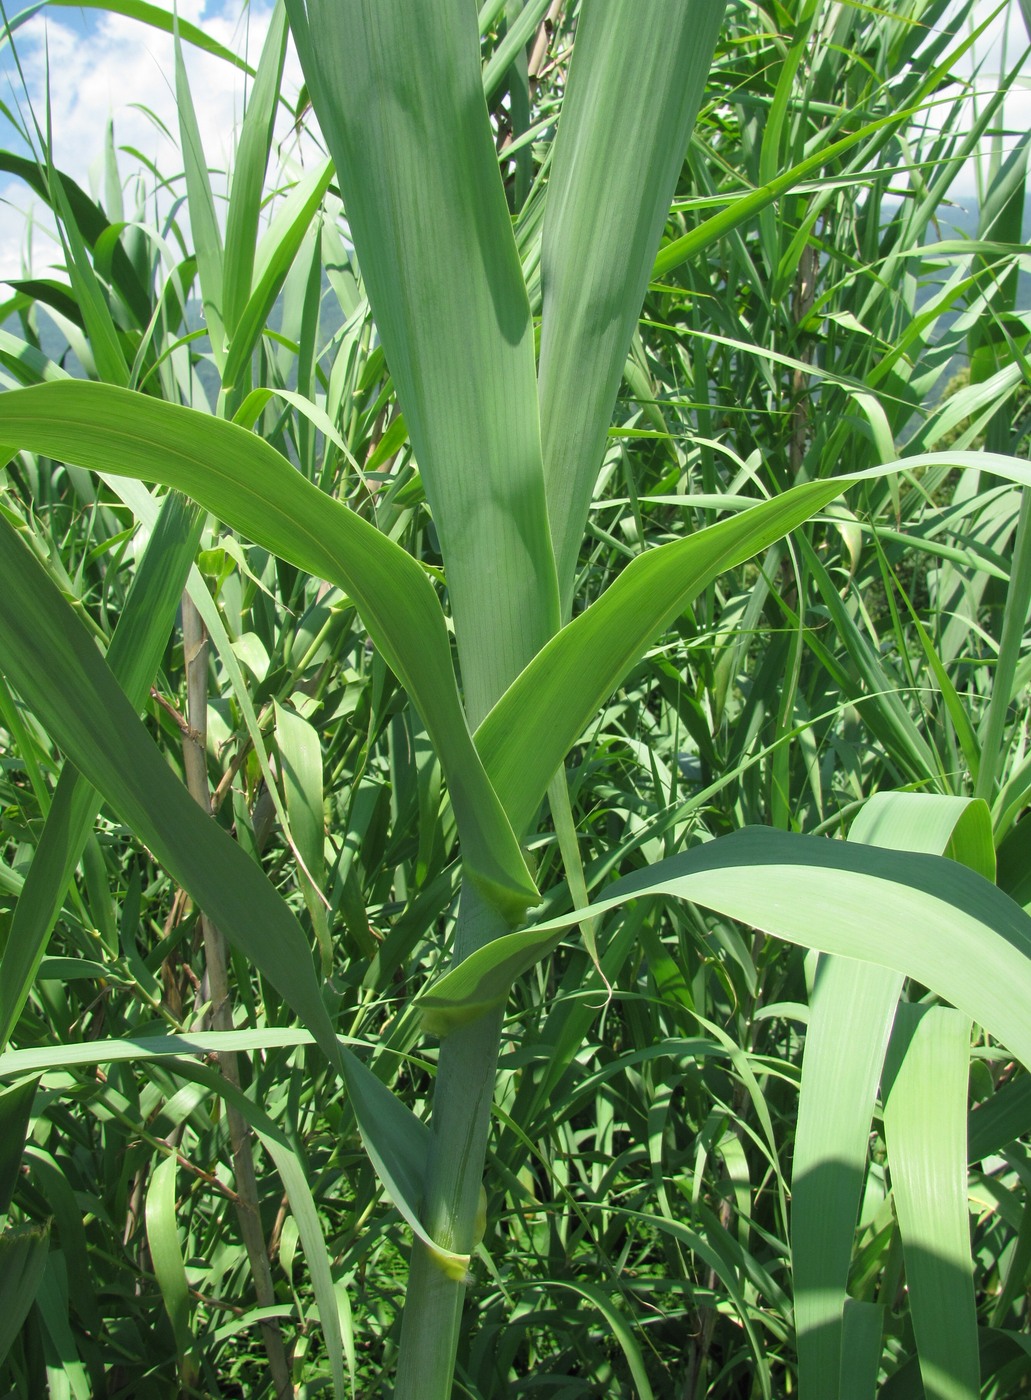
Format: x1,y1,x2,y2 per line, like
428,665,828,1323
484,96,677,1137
0,0,1026,281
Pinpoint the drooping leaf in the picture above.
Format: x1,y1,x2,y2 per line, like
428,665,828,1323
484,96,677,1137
0,152,150,325
791,954,902,1400
7,0,259,77
0,490,202,1048
0,507,337,1058
0,505,462,1275
418,827,1031,1067
0,380,537,918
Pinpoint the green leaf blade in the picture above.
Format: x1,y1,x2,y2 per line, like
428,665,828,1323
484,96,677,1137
883,1006,980,1400
538,0,728,612
0,490,202,1048
285,0,559,721
792,793,992,1399
420,828,1031,1076
0,508,338,1059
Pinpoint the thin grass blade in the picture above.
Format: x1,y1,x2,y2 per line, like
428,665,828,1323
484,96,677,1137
222,159,334,395
975,490,1031,803
175,22,225,372
222,0,289,339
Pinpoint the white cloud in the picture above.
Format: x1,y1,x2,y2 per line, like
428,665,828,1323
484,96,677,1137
916,0,1031,204
0,0,1026,283
963,0,1031,77
0,0,309,280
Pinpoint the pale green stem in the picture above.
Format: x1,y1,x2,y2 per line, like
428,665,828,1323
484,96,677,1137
393,883,508,1398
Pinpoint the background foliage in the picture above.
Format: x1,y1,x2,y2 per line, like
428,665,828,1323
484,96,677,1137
0,0,1030,1396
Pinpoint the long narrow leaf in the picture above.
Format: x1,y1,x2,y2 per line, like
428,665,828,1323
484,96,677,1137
284,0,558,721
792,955,902,1400
477,477,848,836
145,1154,197,1385
839,1301,884,1400
0,1223,49,1367
0,491,202,1048
0,1076,38,1217
0,380,537,917
538,0,727,610
222,0,289,339
175,21,226,372
7,0,259,76
477,454,1031,839
792,793,992,1399
417,828,1031,1070
0,507,460,1276
883,1005,980,1400
0,508,337,1059
222,159,334,393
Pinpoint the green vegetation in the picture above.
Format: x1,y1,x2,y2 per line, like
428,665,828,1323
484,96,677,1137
0,0,1030,1395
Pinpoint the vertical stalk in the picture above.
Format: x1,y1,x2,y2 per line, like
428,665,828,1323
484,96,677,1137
394,886,509,1397
181,595,293,1400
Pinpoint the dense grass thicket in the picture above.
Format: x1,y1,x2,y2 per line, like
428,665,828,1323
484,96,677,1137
0,0,1030,1396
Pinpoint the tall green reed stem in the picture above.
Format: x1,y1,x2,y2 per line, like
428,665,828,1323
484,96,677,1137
395,906,507,1394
